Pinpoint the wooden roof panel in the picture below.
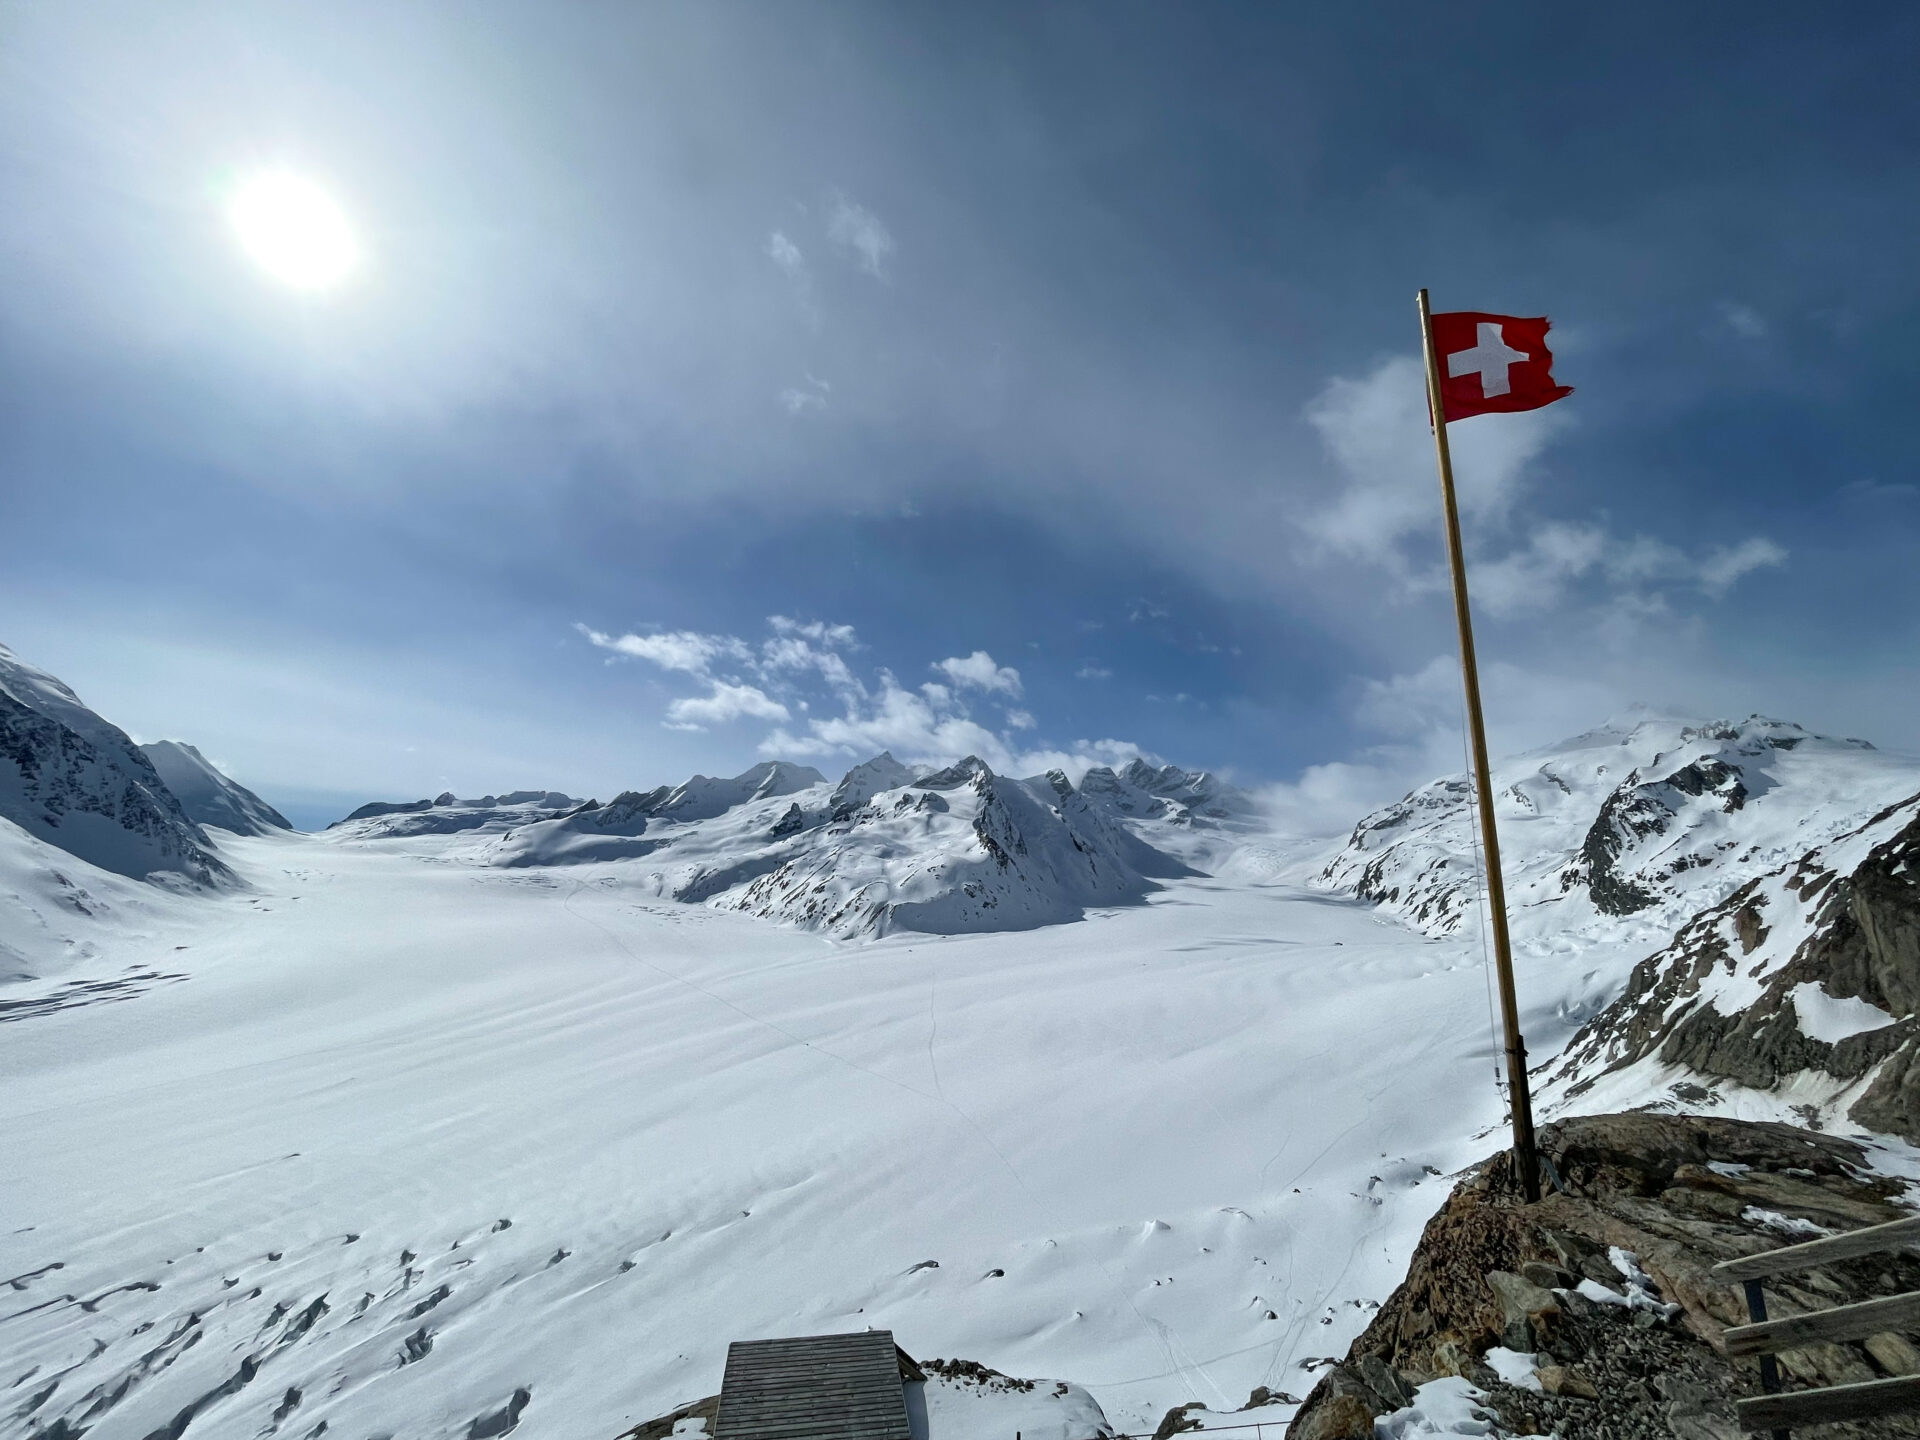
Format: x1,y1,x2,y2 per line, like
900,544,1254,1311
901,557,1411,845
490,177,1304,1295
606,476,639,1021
714,1331,913,1440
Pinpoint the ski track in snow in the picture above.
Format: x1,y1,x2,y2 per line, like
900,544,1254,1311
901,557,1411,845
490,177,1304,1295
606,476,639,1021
0,799,1870,1440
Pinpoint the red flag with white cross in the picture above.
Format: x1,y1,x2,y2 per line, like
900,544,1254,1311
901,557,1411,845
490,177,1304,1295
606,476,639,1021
1430,311,1571,420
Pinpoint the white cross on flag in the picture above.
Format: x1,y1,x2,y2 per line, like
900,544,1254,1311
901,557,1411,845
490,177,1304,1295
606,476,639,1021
1432,311,1571,420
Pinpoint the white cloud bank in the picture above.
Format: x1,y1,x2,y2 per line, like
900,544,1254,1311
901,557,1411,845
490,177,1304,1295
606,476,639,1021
934,650,1022,696
580,617,1136,779
1300,353,1789,615
576,626,747,674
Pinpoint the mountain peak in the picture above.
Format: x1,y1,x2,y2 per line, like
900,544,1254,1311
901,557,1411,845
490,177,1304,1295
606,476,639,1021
140,740,292,836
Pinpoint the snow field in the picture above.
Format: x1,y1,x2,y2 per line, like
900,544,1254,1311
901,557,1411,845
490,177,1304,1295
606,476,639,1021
4,833,1543,1440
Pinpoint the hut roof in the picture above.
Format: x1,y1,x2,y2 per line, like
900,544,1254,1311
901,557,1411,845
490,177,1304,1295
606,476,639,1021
713,1330,918,1440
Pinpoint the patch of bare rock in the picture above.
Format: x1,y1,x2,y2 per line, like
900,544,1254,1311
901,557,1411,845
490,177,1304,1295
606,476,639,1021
1276,1111,1920,1439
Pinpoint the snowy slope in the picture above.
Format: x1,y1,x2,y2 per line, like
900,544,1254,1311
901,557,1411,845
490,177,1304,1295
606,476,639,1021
0,816,208,983
9,707,1920,1440
1316,714,1920,956
0,827,1535,1440
0,643,229,887
479,755,1229,937
141,740,292,836
1546,788,1920,1138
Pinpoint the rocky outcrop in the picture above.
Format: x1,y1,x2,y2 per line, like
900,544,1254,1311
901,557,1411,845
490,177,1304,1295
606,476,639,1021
1283,1112,1920,1439
1577,755,1751,916
1554,794,1920,1141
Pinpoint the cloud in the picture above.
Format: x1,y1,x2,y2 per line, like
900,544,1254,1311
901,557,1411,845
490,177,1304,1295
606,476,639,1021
1718,301,1767,339
771,670,1009,767
761,634,862,696
764,230,805,280
577,624,747,674
578,616,1128,767
934,650,1022,695
1075,663,1112,680
1466,522,1611,614
759,671,1142,781
665,680,790,730
764,228,820,330
769,616,858,647
1256,654,1624,835
828,195,894,278
1300,354,1785,618
1840,479,1917,503
1462,522,1788,615
1698,537,1788,596
779,386,826,415
1303,354,1565,567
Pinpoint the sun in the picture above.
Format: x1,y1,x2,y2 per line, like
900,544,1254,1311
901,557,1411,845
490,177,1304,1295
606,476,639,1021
228,172,360,290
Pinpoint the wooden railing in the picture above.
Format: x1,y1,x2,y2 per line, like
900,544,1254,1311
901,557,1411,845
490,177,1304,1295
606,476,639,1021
1713,1212,1920,1435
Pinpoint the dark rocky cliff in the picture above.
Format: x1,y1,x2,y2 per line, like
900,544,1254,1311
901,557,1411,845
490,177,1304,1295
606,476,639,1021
1281,1113,1919,1439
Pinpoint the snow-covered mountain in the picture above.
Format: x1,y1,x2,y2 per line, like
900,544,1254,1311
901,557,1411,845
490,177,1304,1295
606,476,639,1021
0,643,229,887
717,757,1198,936
140,739,292,836
1316,714,1920,954
466,753,1254,938
327,789,584,840
1547,787,1920,1140
479,755,1246,937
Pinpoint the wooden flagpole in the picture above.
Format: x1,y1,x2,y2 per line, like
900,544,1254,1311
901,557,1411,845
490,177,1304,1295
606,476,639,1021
1417,288,1541,1203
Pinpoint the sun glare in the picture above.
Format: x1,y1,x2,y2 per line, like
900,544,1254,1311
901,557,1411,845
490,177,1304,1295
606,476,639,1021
229,172,360,290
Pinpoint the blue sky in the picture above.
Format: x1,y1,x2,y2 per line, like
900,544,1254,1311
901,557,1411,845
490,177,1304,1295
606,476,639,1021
4,2,1917,830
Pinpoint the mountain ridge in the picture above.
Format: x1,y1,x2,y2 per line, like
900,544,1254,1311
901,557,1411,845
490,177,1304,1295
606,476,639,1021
140,739,292,836
0,643,230,887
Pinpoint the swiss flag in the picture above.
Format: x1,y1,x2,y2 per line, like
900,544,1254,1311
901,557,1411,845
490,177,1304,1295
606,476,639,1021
1433,311,1571,420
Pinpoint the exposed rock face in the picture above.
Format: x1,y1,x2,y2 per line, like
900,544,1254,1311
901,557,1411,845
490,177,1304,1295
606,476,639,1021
140,740,292,835
1578,755,1751,917
0,643,229,886
1283,1113,1920,1439
1553,793,1920,1141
